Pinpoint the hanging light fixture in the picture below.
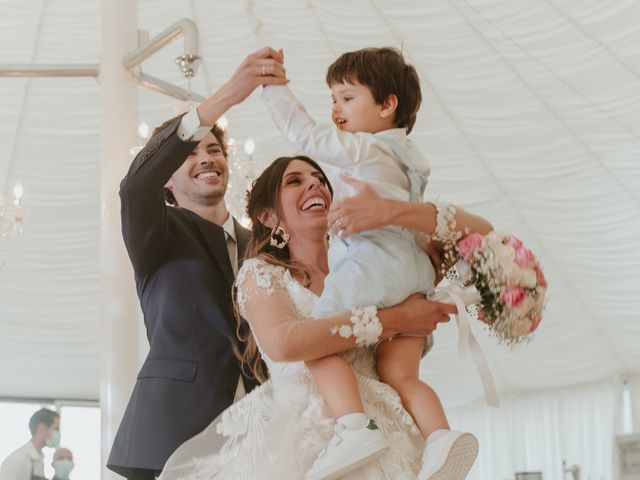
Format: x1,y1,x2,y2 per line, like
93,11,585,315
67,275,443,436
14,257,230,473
243,138,255,156
216,115,228,131
0,180,30,267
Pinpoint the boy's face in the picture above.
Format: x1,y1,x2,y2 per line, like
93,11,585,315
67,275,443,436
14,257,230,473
330,80,392,134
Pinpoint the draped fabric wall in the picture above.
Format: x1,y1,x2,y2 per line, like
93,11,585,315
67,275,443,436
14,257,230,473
0,0,639,463
628,373,640,433
448,378,623,480
1,2,639,479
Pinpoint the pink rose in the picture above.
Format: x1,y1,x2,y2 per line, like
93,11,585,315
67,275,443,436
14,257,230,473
458,233,484,260
514,247,536,268
507,235,523,248
500,285,526,308
534,264,547,288
528,315,542,333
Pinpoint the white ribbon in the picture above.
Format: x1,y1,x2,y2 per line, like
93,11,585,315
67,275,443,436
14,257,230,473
430,280,500,407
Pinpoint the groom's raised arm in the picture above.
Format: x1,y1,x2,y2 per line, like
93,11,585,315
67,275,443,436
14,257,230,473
119,115,200,277
119,47,288,277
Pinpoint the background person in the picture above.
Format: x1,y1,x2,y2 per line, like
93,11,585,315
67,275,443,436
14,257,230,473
0,408,61,480
51,448,74,480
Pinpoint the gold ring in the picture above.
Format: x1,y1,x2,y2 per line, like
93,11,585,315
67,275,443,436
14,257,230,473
262,65,266,76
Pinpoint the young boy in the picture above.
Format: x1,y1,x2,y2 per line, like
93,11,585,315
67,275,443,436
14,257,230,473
262,47,481,480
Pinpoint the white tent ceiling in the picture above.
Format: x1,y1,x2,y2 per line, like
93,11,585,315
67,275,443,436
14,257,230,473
0,0,639,408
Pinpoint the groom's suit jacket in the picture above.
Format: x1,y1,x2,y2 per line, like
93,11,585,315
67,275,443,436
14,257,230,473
107,117,260,478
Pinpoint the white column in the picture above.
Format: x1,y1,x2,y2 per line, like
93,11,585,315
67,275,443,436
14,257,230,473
99,0,140,479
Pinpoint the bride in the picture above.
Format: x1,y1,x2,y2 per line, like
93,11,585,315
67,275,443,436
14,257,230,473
159,155,462,480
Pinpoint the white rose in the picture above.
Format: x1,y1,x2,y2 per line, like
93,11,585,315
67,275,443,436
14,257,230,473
512,317,532,337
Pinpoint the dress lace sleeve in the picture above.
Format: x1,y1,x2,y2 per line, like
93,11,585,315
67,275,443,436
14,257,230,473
431,201,462,243
235,258,310,361
236,258,289,319
235,258,365,362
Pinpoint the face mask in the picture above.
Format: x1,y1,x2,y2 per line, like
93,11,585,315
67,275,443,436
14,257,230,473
52,458,74,479
45,430,61,448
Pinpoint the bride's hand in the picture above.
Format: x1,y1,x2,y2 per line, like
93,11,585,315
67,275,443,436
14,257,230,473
328,174,393,238
380,294,457,338
425,241,446,284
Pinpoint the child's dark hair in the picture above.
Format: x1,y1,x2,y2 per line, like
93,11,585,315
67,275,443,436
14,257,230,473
326,47,422,134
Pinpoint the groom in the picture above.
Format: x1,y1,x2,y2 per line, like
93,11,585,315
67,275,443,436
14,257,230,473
106,48,289,480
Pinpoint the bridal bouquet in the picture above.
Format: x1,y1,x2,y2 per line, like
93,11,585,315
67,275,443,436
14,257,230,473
429,231,547,405
453,231,547,344
432,231,547,346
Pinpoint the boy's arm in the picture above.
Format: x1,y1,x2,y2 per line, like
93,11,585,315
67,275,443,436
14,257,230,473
261,85,374,168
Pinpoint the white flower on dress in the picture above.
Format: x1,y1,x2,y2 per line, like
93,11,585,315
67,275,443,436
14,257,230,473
330,305,383,347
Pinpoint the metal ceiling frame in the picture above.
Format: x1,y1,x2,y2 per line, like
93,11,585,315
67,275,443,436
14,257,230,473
0,18,206,102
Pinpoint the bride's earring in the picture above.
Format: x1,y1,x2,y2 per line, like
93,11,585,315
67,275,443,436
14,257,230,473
269,225,289,249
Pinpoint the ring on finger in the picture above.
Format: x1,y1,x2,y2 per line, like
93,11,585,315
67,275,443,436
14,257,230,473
262,65,266,76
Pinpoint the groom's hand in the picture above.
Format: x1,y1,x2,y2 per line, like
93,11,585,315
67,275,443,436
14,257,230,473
197,47,288,126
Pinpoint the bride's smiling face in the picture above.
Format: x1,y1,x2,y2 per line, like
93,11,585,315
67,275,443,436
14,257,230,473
277,159,332,240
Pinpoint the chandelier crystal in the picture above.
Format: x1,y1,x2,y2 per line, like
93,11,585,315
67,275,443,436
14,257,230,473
0,181,30,267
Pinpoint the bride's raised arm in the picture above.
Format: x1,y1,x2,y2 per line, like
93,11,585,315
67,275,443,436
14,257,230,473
236,259,454,363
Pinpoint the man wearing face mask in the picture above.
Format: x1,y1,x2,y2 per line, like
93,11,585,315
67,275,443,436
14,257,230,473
0,408,61,480
51,448,74,480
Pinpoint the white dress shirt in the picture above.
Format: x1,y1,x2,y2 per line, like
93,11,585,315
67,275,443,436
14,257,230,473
261,85,431,202
221,214,246,402
0,441,44,480
177,108,212,142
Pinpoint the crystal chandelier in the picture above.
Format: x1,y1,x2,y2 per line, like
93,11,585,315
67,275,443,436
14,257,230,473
217,116,256,227
0,181,29,267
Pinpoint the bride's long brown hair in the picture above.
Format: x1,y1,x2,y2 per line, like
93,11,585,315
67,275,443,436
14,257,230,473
234,155,333,382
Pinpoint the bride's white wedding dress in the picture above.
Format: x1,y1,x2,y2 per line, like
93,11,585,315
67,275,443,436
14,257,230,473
159,258,425,480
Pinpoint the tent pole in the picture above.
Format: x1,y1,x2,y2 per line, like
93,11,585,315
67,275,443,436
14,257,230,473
99,1,141,479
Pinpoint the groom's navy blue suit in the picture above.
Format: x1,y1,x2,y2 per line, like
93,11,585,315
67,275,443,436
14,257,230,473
107,117,260,479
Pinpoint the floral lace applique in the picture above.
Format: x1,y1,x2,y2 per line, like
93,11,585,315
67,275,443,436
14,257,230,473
432,201,460,244
330,306,383,347
235,258,288,318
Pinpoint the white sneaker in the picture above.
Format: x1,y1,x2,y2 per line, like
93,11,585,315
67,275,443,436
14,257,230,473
417,429,479,480
304,418,389,480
